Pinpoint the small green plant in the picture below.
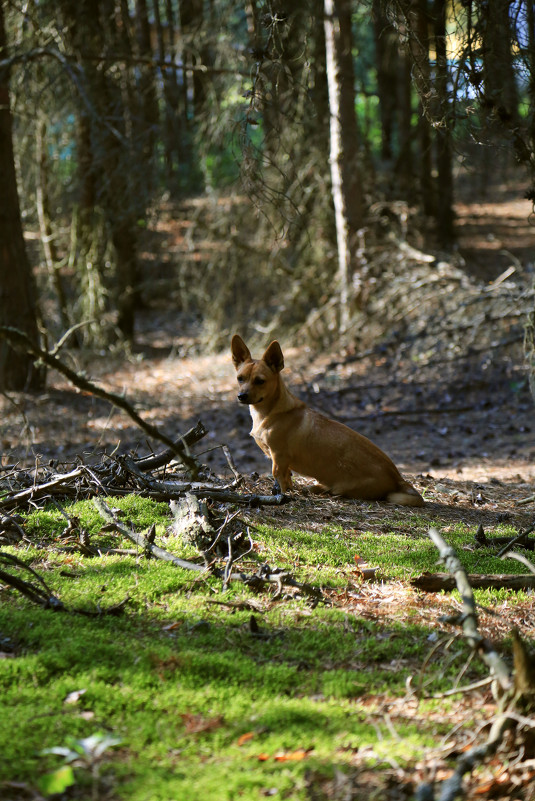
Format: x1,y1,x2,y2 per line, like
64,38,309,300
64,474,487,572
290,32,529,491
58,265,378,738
39,732,122,798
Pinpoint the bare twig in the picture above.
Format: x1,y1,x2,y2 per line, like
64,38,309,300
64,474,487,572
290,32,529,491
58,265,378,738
427,528,512,691
0,551,64,609
92,497,206,573
0,325,198,475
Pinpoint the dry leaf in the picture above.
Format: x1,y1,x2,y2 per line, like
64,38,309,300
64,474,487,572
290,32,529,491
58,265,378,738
273,749,310,762
237,732,255,746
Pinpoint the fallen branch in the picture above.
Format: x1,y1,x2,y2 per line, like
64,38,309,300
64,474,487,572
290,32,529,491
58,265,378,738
133,422,208,472
0,552,64,610
0,325,198,475
426,528,512,692
415,529,517,801
516,493,535,506
0,551,129,615
432,714,511,801
92,497,206,572
475,525,535,553
0,467,85,511
411,572,535,592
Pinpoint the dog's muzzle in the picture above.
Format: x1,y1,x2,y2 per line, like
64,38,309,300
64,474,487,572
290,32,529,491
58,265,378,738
237,392,250,404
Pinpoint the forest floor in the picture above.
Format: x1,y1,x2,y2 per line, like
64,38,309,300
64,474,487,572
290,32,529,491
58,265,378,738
2,172,535,533
2,175,535,801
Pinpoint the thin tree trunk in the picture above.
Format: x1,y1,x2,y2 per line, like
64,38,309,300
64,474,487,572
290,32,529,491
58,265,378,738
324,0,364,331
482,0,519,125
135,0,159,177
0,3,44,390
433,0,454,246
36,116,73,334
403,0,434,216
373,0,398,161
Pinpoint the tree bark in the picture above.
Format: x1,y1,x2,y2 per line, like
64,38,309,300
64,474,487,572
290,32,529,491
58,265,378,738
373,0,399,161
0,4,44,391
324,0,364,331
433,0,454,246
403,0,434,216
481,0,519,125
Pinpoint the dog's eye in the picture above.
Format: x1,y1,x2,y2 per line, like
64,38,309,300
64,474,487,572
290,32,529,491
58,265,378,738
237,375,245,383
253,377,265,386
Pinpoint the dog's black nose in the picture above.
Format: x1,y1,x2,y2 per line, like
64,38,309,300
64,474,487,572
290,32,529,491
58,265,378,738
238,392,250,404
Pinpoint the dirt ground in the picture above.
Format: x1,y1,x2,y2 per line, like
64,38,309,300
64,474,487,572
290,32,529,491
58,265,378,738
1,178,535,535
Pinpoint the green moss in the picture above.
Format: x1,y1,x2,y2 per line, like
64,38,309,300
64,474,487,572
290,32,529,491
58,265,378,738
0,499,524,799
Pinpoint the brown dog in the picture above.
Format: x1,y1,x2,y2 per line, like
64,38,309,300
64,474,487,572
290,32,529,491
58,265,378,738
231,334,424,506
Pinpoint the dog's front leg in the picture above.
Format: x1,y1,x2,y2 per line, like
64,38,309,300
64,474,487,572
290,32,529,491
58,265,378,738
272,456,292,494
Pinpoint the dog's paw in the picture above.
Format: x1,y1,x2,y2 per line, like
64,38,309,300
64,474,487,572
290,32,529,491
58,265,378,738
272,479,282,496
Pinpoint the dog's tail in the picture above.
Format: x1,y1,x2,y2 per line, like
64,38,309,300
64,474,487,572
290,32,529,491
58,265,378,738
386,481,425,507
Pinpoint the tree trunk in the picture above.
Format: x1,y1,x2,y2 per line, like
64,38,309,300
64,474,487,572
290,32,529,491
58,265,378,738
373,0,399,162
396,38,414,194
403,0,434,216
0,4,44,391
135,0,159,178
324,0,364,331
59,0,142,342
36,115,74,335
481,0,519,125
433,0,454,246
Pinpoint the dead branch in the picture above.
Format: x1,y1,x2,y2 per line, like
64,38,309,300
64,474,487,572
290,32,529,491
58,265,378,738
517,493,535,506
474,525,535,553
0,551,129,615
502,550,535,574
0,552,64,610
0,325,198,475
0,467,85,511
411,572,535,592
415,529,522,801
133,422,208,472
432,714,512,801
116,455,288,506
92,497,206,572
426,528,512,692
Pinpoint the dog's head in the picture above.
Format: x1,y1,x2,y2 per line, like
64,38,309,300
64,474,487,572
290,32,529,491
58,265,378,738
231,334,284,406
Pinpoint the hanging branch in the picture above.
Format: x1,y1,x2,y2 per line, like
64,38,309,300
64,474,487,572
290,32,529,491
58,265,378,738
0,325,198,475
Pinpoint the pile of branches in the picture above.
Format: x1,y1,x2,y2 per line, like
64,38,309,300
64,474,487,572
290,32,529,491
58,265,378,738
0,421,285,514
0,417,325,613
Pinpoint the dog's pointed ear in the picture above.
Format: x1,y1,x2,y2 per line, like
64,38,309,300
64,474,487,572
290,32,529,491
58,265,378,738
231,334,252,369
262,341,284,373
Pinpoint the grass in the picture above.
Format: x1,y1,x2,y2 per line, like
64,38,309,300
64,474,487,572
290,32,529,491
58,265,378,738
0,495,530,799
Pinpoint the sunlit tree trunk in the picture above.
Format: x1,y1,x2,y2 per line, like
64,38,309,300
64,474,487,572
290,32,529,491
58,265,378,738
324,0,364,331
433,0,454,246
0,3,44,390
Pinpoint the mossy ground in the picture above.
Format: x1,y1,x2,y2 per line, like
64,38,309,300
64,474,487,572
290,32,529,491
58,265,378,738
0,495,532,800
